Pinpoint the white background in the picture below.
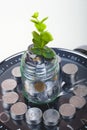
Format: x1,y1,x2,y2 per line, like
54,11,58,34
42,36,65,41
0,0,87,62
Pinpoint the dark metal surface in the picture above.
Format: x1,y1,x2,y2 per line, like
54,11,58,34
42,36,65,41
0,48,87,130
74,45,87,56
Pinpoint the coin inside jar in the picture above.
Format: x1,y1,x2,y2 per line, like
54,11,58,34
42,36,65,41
34,81,46,92
59,103,76,119
33,56,42,64
2,92,19,109
1,79,17,94
73,84,87,97
69,96,86,109
24,80,36,96
10,102,27,120
43,109,60,126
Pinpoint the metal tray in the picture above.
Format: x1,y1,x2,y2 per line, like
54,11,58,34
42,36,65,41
0,48,87,130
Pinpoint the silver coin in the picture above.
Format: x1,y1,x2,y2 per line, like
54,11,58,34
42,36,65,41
62,63,78,85
43,109,60,126
26,107,42,125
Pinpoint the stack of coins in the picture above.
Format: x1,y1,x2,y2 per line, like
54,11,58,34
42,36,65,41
26,107,42,125
43,109,60,126
10,102,27,120
73,84,87,97
59,103,76,119
2,92,19,109
62,63,78,87
69,96,86,109
11,66,21,84
1,79,17,94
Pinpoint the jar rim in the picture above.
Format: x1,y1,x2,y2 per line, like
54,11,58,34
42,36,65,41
20,45,59,81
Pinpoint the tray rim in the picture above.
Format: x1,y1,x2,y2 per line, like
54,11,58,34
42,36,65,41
0,47,87,64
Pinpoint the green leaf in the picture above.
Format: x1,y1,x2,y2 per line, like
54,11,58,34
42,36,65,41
32,12,39,18
42,47,55,59
31,47,42,56
32,31,41,47
32,31,40,40
31,47,55,59
35,22,46,32
32,39,41,48
31,19,38,24
30,12,54,59
40,31,53,47
41,31,53,42
41,17,48,23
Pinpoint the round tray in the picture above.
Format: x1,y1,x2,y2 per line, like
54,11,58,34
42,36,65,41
0,48,87,130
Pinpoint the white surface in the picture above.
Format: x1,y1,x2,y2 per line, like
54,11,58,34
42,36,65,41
0,0,87,62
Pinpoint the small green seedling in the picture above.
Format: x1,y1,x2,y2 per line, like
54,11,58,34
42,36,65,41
30,12,55,59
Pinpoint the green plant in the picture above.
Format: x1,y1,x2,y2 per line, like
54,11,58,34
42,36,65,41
30,12,55,59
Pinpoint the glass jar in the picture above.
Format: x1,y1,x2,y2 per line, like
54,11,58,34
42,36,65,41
20,45,60,104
